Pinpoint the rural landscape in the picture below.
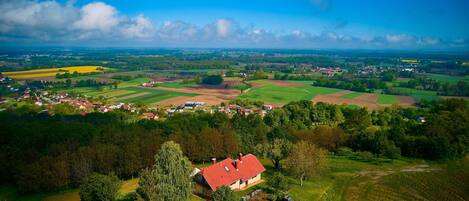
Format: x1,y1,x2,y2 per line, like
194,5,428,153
0,0,468,201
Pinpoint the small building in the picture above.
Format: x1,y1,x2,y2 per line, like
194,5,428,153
195,153,265,192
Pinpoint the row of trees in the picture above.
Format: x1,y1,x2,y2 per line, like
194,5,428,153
313,78,386,92
0,99,467,193
398,77,469,96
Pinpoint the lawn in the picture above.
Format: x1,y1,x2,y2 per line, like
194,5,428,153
377,94,399,104
239,80,341,103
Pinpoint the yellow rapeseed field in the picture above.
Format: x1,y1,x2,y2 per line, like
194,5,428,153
3,66,104,79
400,59,418,63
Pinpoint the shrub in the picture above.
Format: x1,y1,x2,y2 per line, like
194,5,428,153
79,173,120,201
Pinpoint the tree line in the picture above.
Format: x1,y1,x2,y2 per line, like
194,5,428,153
0,99,467,193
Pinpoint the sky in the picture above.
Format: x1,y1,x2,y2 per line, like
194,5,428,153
0,0,468,50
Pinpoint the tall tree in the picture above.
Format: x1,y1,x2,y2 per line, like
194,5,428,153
212,186,239,201
255,138,292,170
136,141,192,201
285,141,328,186
79,173,120,201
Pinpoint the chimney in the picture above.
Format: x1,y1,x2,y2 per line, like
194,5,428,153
211,158,216,165
234,160,238,170
238,153,243,162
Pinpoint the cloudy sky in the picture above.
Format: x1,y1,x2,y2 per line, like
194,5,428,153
1,0,468,50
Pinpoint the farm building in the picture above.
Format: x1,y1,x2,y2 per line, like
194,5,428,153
194,153,265,191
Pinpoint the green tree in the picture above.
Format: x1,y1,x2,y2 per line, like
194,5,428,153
267,172,289,192
285,141,328,186
255,138,292,170
79,173,120,201
136,141,192,201
212,186,239,201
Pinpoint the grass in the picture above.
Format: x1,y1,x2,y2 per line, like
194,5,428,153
392,87,441,101
425,73,469,84
2,156,466,201
118,78,150,87
377,94,399,104
58,78,198,105
234,83,250,91
3,66,107,79
341,92,363,99
157,81,198,88
239,80,341,103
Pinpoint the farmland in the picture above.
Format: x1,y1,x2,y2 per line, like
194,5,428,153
425,73,469,84
2,66,108,79
65,86,198,105
239,80,341,104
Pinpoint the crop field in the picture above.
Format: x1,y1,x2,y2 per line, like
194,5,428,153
400,59,418,63
376,94,399,104
157,81,198,88
425,73,469,84
391,87,440,101
88,86,198,105
3,66,107,79
239,80,341,104
348,166,469,201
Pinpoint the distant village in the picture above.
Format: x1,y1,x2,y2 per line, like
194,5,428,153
0,86,275,121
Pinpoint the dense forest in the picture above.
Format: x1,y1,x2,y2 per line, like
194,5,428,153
0,99,467,193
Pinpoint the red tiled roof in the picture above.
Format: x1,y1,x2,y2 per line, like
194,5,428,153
198,154,265,191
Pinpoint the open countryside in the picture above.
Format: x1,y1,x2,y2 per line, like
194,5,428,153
1,0,469,201
3,66,108,79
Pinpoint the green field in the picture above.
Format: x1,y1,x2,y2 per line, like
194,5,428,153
239,80,341,103
341,92,363,99
392,87,441,101
60,78,198,105
117,78,150,87
426,73,469,84
377,94,399,104
101,87,197,105
157,81,198,88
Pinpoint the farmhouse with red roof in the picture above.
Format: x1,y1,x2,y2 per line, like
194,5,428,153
195,153,265,191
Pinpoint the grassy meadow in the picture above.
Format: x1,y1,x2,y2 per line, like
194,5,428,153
425,73,469,84
239,80,341,103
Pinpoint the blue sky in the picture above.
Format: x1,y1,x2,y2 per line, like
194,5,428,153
1,0,468,50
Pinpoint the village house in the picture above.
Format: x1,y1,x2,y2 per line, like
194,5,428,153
194,153,265,192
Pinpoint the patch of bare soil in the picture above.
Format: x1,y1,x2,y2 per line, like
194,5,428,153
396,95,416,106
155,87,241,106
313,92,381,110
113,92,150,101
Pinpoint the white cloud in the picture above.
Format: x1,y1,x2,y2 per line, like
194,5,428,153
215,19,232,37
73,2,119,32
122,15,154,39
0,0,465,49
385,34,415,43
